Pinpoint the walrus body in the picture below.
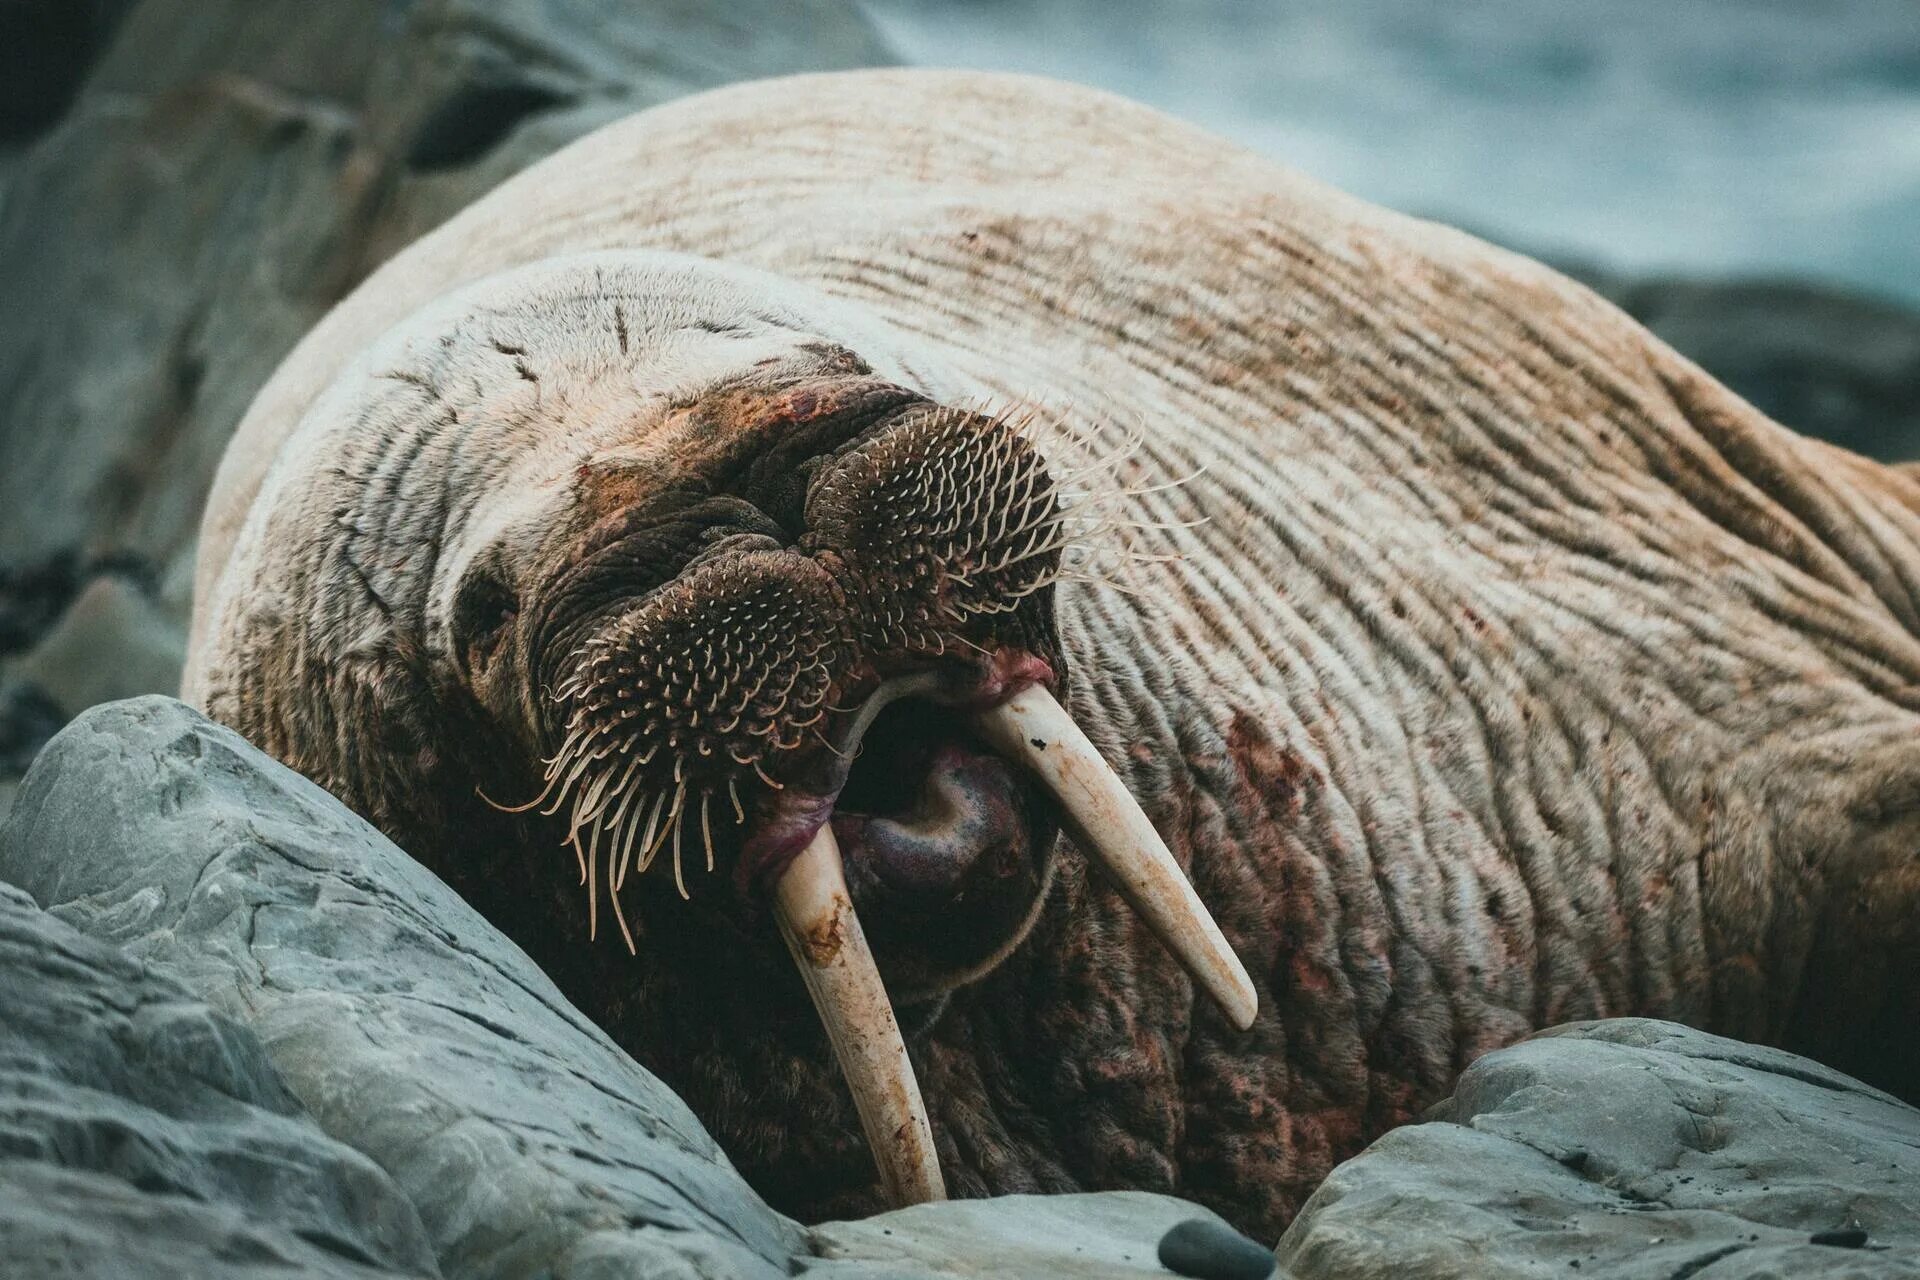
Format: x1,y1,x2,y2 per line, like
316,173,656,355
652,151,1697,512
187,71,1920,1236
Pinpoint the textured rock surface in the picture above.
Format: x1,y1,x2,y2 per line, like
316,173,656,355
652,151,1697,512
1276,1019,1920,1279
0,0,894,806
7,701,1919,1278
815,1192,1238,1277
0,696,1230,1278
0,880,437,1278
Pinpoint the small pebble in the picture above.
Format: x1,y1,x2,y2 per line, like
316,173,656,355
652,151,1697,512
1157,1218,1276,1280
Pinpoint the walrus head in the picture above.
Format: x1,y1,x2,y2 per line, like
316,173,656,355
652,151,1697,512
207,252,1254,1205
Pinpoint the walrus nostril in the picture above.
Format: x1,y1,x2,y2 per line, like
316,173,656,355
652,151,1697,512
804,405,1064,656
518,548,855,943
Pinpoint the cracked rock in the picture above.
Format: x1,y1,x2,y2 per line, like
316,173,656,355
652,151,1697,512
0,880,438,1278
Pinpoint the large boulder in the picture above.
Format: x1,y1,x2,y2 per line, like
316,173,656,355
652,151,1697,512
0,0,895,808
0,696,1231,1278
0,880,437,1278
1277,1019,1920,1279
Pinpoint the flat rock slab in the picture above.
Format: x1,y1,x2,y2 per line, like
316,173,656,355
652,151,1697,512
1276,1019,1920,1279
0,696,1230,1278
0,880,437,1278
812,1191,1229,1277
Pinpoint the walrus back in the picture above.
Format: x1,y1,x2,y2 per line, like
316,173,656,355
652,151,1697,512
182,66,1920,1216
186,68,1618,691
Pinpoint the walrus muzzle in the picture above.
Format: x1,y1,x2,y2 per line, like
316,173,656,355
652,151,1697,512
534,396,1256,1205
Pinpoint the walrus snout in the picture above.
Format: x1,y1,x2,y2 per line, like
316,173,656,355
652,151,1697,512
803,403,1068,661
512,379,1254,1208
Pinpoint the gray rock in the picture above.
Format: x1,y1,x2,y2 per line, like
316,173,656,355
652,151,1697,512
12,574,187,719
812,1191,1239,1277
0,696,805,1279
0,0,896,813
0,879,437,1277
0,696,1221,1278
1276,1018,1920,1279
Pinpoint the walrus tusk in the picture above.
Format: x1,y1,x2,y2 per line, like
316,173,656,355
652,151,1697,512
772,824,947,1206
973,686,1259,1030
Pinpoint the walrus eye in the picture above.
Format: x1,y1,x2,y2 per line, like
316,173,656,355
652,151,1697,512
452,570,519,673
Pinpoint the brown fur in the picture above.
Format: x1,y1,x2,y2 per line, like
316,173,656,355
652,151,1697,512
187,72,1920,1240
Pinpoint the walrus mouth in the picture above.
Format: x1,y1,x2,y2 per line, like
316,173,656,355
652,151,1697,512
516,396,1256,1207
759,672,1258,1205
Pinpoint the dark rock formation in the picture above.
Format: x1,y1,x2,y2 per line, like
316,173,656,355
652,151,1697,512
0,696,1220,1277
1277,1019,1920,1279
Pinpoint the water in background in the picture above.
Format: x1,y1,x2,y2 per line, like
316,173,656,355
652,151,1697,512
861,0,1920,307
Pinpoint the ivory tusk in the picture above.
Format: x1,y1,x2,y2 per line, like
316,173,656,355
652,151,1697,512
772,824,947,1206
973,685,1259,1030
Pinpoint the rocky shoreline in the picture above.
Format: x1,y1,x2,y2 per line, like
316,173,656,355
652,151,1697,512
4,697,1917,1278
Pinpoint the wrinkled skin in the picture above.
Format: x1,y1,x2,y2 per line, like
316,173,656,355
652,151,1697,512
187,72,1920,1239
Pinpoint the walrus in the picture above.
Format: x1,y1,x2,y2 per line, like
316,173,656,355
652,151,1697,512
184,70,1920,1237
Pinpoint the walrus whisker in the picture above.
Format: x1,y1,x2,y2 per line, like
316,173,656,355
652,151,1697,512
701,791,715,873
541,751,597,818
609,866,637,955
583,821,599,940
671,801,689,900
1045,571,1149,597
477,781,552,815
612,789,650,892
1051,429,1147,485
600,769,645,879
1088,465,1208,502
728,777,745,824
638,790,673,875
584,807,608,940
562,790,591,882
810,726,855,760
576,766,617,828
1059,515,1207,533
539,724,586,770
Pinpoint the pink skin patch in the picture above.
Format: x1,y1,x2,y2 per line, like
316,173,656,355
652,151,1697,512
834,744,1030,896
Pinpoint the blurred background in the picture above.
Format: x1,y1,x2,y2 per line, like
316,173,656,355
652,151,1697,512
868,0,1920,308
865,0,1920,463
2,0,1917,808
